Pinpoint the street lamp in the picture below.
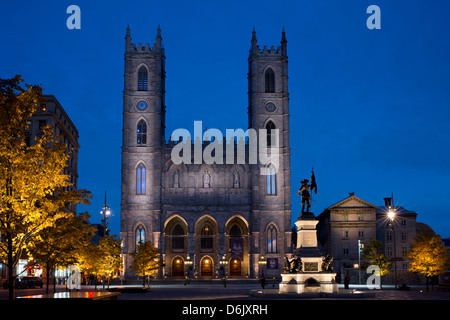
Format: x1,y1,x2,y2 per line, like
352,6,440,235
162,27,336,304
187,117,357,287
258,255,267,278
100,191,111,236
387,205,398,289
357,240,364,285
185,254,193,279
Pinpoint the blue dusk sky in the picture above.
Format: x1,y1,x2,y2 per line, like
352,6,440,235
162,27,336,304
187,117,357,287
1,0,449,238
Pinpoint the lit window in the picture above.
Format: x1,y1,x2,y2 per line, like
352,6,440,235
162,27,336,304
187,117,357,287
135,225,145,251
267,225,277,253
266,163,276,195
136,163,146,194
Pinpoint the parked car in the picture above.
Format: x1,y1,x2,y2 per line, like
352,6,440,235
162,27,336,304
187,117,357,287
2,278,28,289
23,276,43,288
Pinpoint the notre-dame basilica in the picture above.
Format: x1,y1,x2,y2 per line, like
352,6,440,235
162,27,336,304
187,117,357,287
120,26,292,279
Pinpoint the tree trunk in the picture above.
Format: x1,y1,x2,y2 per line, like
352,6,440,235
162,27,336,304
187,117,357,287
45,262,51,294
7,232,15,301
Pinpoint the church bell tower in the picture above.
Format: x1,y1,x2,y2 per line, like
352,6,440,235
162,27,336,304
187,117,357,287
247,28,292,270
121,25,166,277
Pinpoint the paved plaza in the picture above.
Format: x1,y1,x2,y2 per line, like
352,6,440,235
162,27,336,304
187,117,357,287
2,281,449,300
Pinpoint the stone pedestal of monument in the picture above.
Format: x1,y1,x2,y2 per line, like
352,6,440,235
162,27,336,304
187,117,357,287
279,212,338,294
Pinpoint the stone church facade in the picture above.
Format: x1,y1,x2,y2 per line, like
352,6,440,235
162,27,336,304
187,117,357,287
120,26,292,279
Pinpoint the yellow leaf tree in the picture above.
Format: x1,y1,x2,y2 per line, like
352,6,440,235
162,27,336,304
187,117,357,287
30,211,95,294
363,238,391,289
97,234,122,288
406,232,448,291
130,241,161,287
0,75,91,299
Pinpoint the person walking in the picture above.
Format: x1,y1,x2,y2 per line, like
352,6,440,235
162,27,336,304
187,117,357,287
344,274,350,289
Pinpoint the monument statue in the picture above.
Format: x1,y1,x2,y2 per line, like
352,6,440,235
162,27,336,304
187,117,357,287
296,168,317,213
284,255,302,273
279,168,338,294
321,254,334,272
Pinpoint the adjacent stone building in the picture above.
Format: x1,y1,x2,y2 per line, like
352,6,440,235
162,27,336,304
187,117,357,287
120,27,292,279
317,193,378,277
317,193,430,283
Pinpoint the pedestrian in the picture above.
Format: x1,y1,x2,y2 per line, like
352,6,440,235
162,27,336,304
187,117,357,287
344,274,350,289
261,275,266,289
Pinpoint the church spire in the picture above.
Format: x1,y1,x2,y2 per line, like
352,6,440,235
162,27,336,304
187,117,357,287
250,27,258,55
125,24,132,52
280,27,287,55
155,25,162,51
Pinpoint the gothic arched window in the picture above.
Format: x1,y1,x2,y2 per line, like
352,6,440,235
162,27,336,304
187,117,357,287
266,121,276,147
266,163,276,195
137,119,147,145
138,66,148,91
172,224,185,250
265,68,275,93
135,225,145,251
229,224,242,237
267,224,277,253
136,163,146,195
201,224,213,249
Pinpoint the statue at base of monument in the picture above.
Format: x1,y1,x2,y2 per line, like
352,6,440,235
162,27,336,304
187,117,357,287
321,254,334,272
284,256,302,273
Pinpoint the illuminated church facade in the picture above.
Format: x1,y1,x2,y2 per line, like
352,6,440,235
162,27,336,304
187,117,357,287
120,26,293,279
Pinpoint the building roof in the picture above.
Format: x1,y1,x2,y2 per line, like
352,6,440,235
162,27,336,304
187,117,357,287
326,194,378,210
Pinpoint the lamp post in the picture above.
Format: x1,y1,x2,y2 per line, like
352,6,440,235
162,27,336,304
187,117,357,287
219,254,228,278
387,206,398,289
100,191,111,236
185,254,193,279
258,256,267,278
357,240,364,285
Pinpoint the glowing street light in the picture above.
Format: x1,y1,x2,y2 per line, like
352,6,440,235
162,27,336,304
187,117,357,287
387,208,396,221
385,194,399,289
100,191,111,236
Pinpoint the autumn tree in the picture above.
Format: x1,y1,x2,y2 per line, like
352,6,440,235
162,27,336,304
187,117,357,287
405,232,448,291
130,241,161,287
0,75,91,299
363,238,391,289
75,240,102,287
97,234,122,288
30,211,95,293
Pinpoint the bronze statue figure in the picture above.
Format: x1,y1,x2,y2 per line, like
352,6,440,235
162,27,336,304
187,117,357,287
321,254,333,272
284,255,302,273
297,168,317,213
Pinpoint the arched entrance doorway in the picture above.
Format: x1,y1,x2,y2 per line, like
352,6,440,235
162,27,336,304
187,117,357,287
172,257,184,277
200,256,213,276
230,258,241,276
